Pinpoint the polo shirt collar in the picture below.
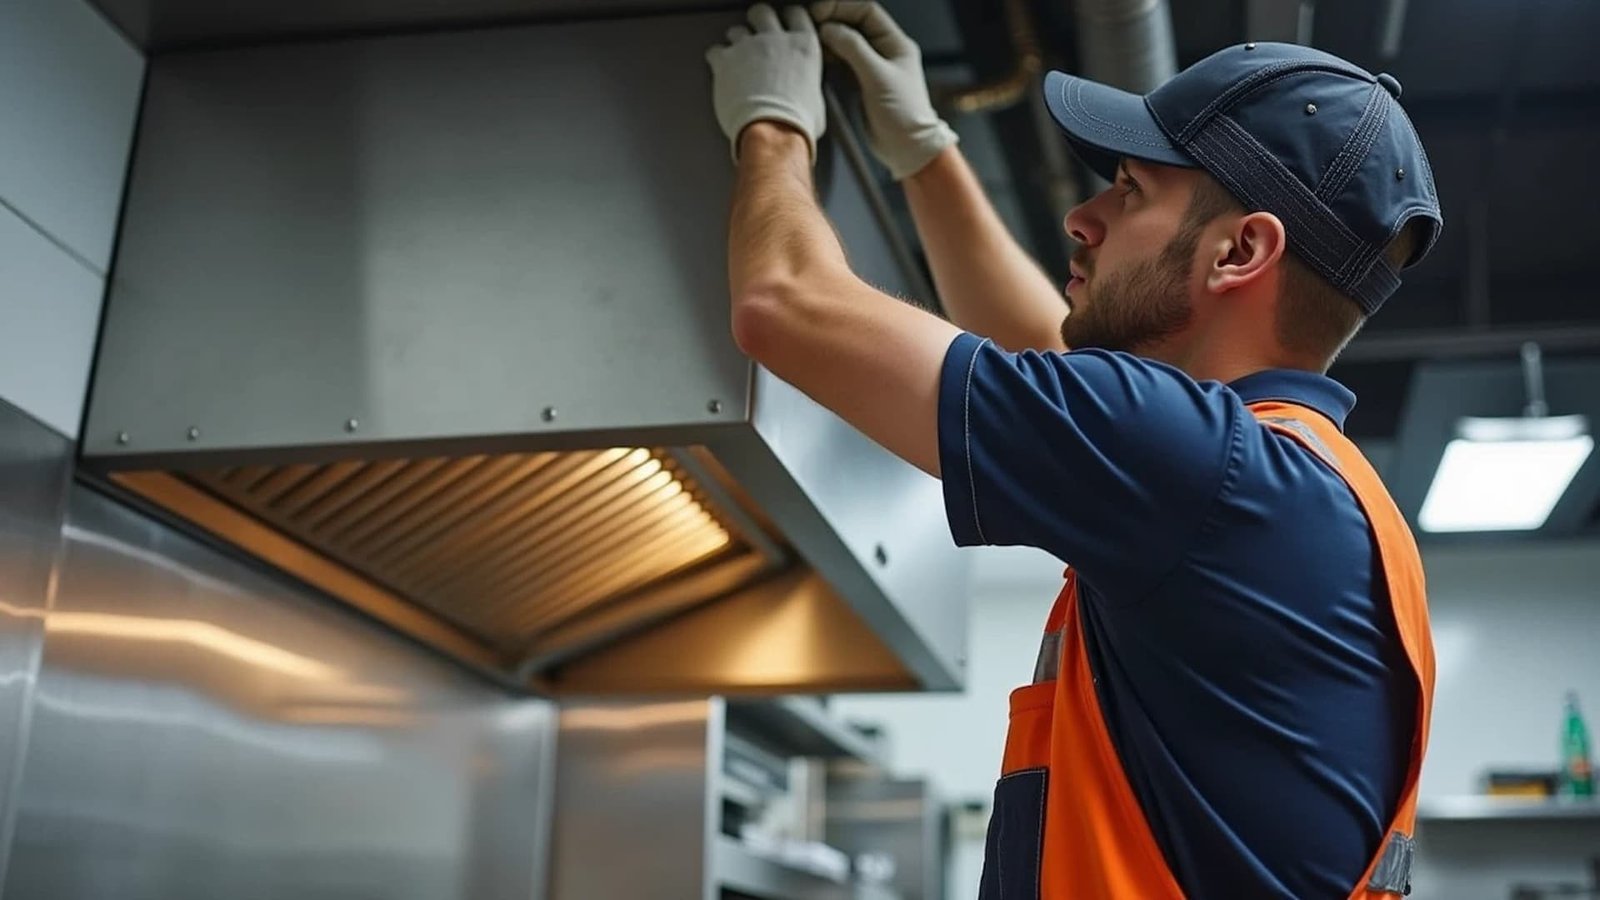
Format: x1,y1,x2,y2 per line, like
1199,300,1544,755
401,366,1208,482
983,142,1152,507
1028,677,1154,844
1228,369,1356,431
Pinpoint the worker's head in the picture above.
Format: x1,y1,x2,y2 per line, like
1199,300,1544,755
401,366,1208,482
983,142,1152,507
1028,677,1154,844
1044,43,1442,372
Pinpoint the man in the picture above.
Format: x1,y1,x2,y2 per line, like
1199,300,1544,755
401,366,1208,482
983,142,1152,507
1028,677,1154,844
706,4,1437,898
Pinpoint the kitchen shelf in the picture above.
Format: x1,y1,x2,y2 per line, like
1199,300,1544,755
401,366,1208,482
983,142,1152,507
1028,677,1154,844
714,836,900,900
724,697,885,767
1418,796,1600,822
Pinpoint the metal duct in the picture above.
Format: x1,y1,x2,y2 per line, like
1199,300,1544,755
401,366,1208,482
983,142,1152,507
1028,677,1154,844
1075,0,1177,98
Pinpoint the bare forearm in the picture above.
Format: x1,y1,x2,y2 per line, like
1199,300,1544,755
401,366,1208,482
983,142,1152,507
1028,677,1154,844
903,147,1067,353
725,121,958,476
729,123,851,298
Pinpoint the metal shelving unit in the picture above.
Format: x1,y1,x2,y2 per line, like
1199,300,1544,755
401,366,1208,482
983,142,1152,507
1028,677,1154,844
715,836,901,900
1418,796,1600,822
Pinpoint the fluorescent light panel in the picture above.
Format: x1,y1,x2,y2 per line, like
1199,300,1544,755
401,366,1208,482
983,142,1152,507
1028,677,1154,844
1419,417,1595,532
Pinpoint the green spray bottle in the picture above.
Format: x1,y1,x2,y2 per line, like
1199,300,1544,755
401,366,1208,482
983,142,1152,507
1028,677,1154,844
1562,691,1594,797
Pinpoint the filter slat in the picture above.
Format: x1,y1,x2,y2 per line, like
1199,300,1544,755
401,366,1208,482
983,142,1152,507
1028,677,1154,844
184,446,768,649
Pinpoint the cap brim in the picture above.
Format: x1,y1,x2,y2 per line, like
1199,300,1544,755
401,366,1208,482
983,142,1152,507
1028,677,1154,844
1042,71,1195,181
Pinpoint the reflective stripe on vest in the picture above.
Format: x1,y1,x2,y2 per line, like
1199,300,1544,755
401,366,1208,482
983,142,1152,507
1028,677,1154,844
977,400,1435,900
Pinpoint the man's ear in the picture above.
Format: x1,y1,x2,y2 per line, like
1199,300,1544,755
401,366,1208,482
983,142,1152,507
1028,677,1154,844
1206,211,1287,294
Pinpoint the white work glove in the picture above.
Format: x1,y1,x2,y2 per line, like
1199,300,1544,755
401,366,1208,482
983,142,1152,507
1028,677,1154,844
810,1,958,180
706,4,826,164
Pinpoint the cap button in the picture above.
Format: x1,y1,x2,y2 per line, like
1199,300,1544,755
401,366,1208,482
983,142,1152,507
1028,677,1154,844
1376,72,1403,99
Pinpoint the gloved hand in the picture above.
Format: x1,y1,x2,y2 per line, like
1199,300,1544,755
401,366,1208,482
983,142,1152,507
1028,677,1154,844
706,4,826,164
810,1,958,180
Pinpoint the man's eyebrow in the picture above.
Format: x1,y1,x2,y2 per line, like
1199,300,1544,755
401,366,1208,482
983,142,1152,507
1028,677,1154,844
1119,159,1150,185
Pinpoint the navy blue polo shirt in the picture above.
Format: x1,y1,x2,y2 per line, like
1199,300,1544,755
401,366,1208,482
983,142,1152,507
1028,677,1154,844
939,332,1416,900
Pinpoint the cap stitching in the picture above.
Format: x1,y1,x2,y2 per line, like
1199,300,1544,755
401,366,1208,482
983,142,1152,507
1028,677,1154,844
1387,202,1446,265
1197,117,1396,311
1208,117,1361,259
1067,79,1175,147
1216,116,1377,286
1342,200,1393,284
1337,116,1424,283
1195,115,1413,313
1391,104,1439,205
1178,60,1372,143
1350,256,1401,312
1316,86,1387,202
1179,60,1302,141
1188,131,1352,289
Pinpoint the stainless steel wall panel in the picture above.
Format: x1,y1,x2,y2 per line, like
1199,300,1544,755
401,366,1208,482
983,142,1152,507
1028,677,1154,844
0,0,143,273
548,698,719,900
0,204,107,439
2,486,558,900
0,401,74,888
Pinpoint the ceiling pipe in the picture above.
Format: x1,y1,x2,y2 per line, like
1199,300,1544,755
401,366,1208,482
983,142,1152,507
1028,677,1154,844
1075,0,1178,94
932,0,1179,268
1377,0,1408,59
936,0,1042,114
1339,325,1600,363
1247,0,1316,45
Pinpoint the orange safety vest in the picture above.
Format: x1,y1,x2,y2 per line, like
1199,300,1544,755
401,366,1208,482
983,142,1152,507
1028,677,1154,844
984,400,1436,899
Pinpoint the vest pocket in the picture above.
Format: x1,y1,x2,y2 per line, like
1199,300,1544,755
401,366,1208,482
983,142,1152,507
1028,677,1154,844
978,767,1048,900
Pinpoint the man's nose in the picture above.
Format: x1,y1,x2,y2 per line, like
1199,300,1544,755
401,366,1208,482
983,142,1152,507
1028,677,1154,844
1063,195,1104,248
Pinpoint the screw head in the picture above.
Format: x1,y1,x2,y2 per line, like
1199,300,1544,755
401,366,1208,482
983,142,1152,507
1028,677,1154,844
707,399,723,415
541,406,558,423
115,431,130,445
1305,102,1318,115
345,418,360,432
186,427,201,441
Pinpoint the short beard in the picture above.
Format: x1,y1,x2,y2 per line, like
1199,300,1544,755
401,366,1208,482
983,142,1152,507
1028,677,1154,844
1059,214,1208,354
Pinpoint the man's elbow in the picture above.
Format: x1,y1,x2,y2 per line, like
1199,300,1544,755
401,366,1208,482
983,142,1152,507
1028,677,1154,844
730,283,804,366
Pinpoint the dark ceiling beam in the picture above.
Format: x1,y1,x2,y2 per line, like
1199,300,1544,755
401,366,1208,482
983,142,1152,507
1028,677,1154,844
1400,87,1600,123
1342,325,1600,363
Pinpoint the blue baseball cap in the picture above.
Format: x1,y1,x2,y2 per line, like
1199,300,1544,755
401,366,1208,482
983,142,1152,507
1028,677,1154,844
1044,42,1443,316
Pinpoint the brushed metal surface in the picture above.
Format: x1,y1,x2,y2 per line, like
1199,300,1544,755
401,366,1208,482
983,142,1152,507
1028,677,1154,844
87,0,748,50
0,204,107,439
550,569,918,693
84,12,970,693
549,698,720,900
2,485,559,900
826,772,945,900
0,0,143,273
0,400,73,888
89,15,755,460
727,368,970,690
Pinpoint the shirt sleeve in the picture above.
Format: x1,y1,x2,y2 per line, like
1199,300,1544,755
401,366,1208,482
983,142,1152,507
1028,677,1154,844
937,332,1243,599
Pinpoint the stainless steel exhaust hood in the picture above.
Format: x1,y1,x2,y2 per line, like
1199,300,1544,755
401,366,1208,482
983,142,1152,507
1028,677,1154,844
81,12,969,693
